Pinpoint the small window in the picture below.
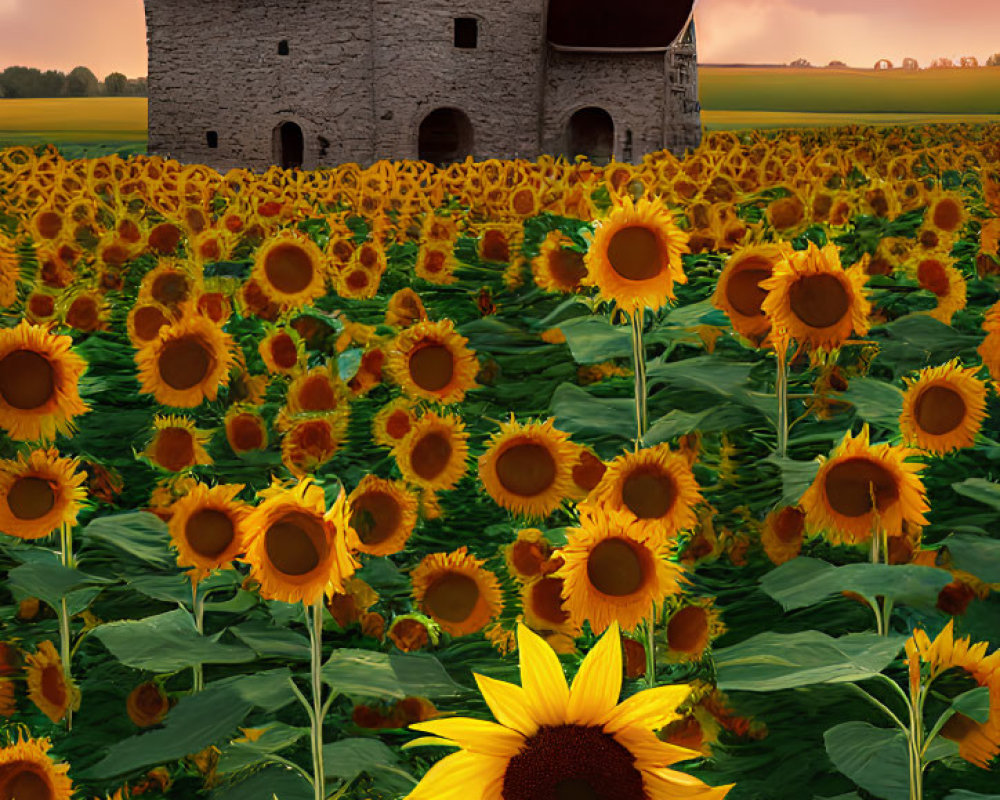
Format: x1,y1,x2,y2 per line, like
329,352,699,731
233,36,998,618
206,131,219,149
278,40,290,55
623,130,633,162
454,18,478,49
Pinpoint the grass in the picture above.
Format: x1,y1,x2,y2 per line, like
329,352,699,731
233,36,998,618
1,68,999,155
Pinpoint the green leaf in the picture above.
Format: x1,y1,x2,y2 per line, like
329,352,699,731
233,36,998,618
211,766,313,800
337,347,363,381
323,738,417,794
761,557,953,611
870,315,981,378
215,722,308,775
952,479,1000,512
389,652,467,698
944,792,1000,800
939,533,1000,583
714,630,905,691
127,572,195,605
834,377,904,428
93,608,255,672
644,404,757,444
322,649,405,700
764,454,821,506
646,355,756,398
231,621,310,659
823,722,909,800
951,685,992,724
6,559,113,613
550,382,635,440
216,668,297,712
557,316,633,363
80,511,173,567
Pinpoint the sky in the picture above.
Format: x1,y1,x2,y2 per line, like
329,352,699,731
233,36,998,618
0,0,997,77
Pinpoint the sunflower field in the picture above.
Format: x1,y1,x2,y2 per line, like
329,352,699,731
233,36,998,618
0,124,999,800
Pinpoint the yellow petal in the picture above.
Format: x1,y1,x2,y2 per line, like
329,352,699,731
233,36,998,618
406,751,507,800
602,684,693,733
400,736,459,750
566,619,622,725
410,717,525,758
516,622,569,726
474,672,540,737
612,726,701,769
645,767,735,800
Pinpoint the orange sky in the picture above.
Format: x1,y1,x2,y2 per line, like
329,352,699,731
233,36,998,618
0,0,996,77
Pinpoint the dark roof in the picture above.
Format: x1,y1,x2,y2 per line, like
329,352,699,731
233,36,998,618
546,0,695,51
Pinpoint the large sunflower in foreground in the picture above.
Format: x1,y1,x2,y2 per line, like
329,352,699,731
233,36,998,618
394,411,469,491
387,319,478,405
0,320,88,441
899,360,987,455
250,229,328,310
478,417,577,518
404,622,733,800
0,447,86,540
168,482,249,581
135,314,235,408
712,244,786,344
583,196,690,313
0,734,73,800
411,547,504,637
588,444,702,541
25,641,79,724
800,425,928,545
760,242,870,351
556,504,686,635
348,475,419,557
242,479,359,605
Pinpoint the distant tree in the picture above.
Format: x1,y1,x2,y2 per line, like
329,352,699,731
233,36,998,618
902,57,919,71
127,77,148,97
930,57,954,68
39,70,66,96
827,60,848,68
789,58,812,68
1,66,43,97
988,53,1000,67
104,72,128,96
65,65,99,97
960,56,979,68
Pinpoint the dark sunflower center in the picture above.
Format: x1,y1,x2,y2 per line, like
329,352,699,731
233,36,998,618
933,199,962,232
298,375,337,411
621,467,676,520
423,573,479,623
0,350,55,410
572,451,606,492
606,226,662,282
824,457,899,517
351,491,402,545
385,410,411,440
41,665,66,707
774,506,805,543
269,333,298,369
135,683,166,715
67,296,99,331
530,577,570,625
788,273,849,329
512,188,536,216
917,260,949,297
133,305,170,342
667,606,710,654
186,508,235,558
410,432,452,480
265,511,327,576
502,725,646,800
726,261,772,317
495,441,557,497
586,538,645,597
549,249,588,289
229,415,264,451
264,243,314,295
154,428,195,472
1,768,52,800
914,385,965,436
158,336,212,391
36,210,62,239
408,344,455,393
152,272,189,305
770,197,804,230
511,540,548,577
7,477,56,520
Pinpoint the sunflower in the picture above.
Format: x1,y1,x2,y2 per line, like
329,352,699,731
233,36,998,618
126,301,176,349
393,411,469,491
712,244,786,344
168,482,249,580
372,397,418,448
139,260,199,309
662,599,725,664
924,187,968,236
224,406,268,454
913,255,967,325
127,681,171,727
587,444,702,541
411,547,503,637
142,414,213,473
259,327,304,375
0,734,73,800
556,504,686,635
25,641,79,724
136,314,235,408
414,241,459,285
478,417,576,518
387,319,479,405
906,621,1000,768
0,448,86,540
760,505,806,566
0,320,89,441
900,360,987,455
800,425,929,545
283,365,350,416
531,231,589,293
760,242,870,351
583,196,690,312
59,288,107,333
404,621,732,800
765,188,808,235
567,444,608,501
348,475,418,557
251,229,328,310
279,412,348,476
504,528,554,583
521,573,581,642
336,262,382,300
386,288,429,328
242,479,359,605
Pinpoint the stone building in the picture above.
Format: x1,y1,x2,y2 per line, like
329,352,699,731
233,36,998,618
143,0,701,170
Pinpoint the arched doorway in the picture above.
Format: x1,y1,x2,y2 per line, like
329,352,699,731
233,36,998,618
274,121,304,169
418,108,473,165
565,107,614,165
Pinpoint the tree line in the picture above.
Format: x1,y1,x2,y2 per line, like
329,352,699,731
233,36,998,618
0,66,147,98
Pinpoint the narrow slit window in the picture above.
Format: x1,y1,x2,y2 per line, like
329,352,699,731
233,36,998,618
454,18,478,49
206,131,219,149
278,40,290,56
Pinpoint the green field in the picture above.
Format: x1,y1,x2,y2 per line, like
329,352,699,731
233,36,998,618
1,68,999,157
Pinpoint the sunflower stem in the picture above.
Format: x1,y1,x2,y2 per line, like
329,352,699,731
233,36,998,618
192,580,205,693
629,307,648,446
907,681,925,800
308,599,326,800
775,342,789,458
644,613,657,689
59,523,73,731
